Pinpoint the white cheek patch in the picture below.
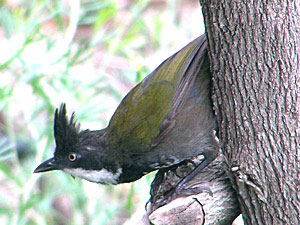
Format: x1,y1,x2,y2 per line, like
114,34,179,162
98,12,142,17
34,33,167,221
63,168,122,185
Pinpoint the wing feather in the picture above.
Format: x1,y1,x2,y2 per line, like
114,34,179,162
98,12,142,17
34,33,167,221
107,34,208,158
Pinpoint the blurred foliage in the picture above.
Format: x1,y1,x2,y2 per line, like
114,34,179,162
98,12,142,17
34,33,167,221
0,0,204,224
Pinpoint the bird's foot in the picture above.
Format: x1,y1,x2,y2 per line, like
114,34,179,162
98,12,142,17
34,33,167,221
165,182,213,203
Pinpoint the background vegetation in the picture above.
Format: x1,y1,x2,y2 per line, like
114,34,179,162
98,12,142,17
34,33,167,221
0,0,204,224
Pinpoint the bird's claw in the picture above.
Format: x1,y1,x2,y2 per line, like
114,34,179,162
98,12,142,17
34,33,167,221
166,184,213,203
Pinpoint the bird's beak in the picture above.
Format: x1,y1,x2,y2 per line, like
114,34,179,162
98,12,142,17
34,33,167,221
34,157,58,173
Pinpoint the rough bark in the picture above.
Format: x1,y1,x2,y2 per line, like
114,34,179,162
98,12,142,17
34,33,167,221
200,0,300,224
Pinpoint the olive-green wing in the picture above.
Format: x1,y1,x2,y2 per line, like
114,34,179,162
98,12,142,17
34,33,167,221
107,34,207,156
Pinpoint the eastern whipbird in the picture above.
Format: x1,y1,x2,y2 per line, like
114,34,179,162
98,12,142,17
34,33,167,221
34,34,218,197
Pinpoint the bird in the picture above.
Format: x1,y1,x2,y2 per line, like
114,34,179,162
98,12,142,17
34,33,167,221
34,34,218,194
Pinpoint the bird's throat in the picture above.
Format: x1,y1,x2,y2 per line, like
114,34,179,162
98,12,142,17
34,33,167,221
63,167,122,185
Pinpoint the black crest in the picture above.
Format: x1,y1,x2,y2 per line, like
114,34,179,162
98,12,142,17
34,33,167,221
54,103,80,156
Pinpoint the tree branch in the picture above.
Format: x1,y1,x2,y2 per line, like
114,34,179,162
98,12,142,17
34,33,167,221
147,154,240,225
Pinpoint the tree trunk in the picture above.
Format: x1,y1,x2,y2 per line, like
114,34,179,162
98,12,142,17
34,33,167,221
200,0,300,224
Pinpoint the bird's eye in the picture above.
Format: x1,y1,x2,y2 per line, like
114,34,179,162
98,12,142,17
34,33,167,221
68,153,77,162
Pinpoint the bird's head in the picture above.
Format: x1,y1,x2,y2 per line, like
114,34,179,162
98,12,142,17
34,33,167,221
34,104,122,185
